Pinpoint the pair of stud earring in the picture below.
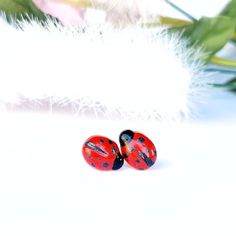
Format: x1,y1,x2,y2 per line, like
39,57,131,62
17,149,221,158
82,130,157,171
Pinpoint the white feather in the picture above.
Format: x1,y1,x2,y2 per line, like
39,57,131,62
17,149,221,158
0,16,207,120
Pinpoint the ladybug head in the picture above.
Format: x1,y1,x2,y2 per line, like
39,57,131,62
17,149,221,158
112,153,124,170
119,130,134,147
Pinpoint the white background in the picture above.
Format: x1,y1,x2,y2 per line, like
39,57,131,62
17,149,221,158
1,1,236,236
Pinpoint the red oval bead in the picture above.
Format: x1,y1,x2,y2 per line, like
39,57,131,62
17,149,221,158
82,136,124,171
119,130,157,170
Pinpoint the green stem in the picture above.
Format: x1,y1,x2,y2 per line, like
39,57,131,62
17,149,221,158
164,0,196,21
148,17,236,41
210,83,236,90
205,67,236,74
142,16,191,27
58,0,104,8
210,56,236,68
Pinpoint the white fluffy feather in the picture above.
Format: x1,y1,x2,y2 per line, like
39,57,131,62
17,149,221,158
0,16,206,120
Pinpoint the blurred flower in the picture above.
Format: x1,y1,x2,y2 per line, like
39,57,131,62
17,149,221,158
32,0,164,26
32,0,86,25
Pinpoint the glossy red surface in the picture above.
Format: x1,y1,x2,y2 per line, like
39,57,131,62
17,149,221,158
82,136,123,171
120,130,157,170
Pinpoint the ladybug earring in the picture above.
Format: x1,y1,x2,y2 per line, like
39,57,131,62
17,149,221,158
119,130,157,170
82,136,124,171
82,130,157,171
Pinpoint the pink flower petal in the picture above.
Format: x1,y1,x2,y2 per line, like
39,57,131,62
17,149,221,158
33,0,85,25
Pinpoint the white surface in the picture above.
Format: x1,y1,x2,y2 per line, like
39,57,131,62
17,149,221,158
1,1,236,236
0,112,236,236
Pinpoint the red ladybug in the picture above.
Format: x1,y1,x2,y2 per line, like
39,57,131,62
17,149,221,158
119,130,157,170
82,136,124,171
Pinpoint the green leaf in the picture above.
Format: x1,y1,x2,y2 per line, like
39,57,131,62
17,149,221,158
0,0,46,21
220,0,236,23
230,39,236,45
169,16,235,61
213,77,236,92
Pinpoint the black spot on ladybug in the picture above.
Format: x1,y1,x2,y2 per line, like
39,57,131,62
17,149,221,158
108,140,113,144
124,153,129,158
91,163,96,168
138,137,145,143
119,130,134,147
103,163,109,168
112,153,124,170
135,159,141,163
138,151,154,167
87,153,92,159
100,139,104,143
154,150,157,156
